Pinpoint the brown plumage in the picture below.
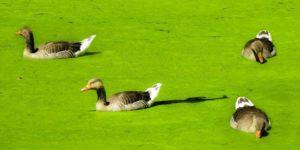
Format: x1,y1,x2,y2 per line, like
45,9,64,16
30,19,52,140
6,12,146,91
81,78,162,111
16,27,96,59
242,30,276,64
230,97,271,138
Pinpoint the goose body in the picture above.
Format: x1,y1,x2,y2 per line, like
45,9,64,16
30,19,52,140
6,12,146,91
242,30,276,64
16,28,96,59
230,97,271,138
81,78,162,111
97,91,151,111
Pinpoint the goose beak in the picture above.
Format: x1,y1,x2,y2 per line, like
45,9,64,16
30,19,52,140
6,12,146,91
16,31,21,35
257,52,264,64
81,85,91,92
255,130,262,138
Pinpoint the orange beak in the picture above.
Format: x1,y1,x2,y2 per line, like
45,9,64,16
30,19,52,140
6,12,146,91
81,85,91,92
255,130,262,138
257,52,264,64
16,31,21,35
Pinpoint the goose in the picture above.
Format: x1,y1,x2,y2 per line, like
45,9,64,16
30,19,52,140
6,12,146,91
242,30,276,64
81,78,162,111
230,97,271,138
16,27,96,59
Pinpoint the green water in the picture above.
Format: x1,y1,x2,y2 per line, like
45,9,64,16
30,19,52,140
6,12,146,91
0,0,299,149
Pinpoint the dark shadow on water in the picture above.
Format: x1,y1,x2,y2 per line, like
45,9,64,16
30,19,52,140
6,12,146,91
83,51,101,57
155,28,170,33
152,95,228,107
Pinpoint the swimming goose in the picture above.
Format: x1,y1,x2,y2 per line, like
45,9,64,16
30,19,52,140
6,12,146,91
16,27,96,59
230,97,271,138
242,30,276,64
81,78,162,111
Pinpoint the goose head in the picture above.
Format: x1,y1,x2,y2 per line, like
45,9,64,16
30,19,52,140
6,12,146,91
252,49,265,64
235,96,254,110
16,27,33,38
81,78,104,92
256,30,272,41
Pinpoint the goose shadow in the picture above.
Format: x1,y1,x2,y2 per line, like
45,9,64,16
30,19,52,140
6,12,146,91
83,51,101,57
152,95,228,107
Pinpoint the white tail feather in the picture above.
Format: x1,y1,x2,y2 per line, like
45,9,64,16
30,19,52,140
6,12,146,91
256,30,272,41
235,96,254,110
146,83,162,106
75,34,96,56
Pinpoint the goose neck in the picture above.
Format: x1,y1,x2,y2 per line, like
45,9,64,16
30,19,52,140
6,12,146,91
24,31,35,53
96,87,108,105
